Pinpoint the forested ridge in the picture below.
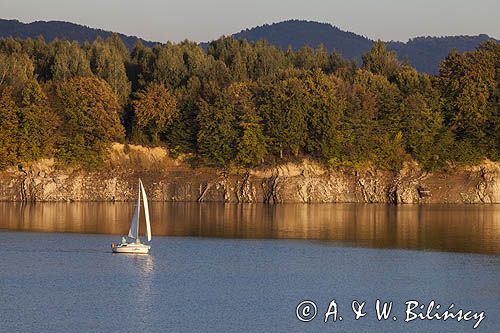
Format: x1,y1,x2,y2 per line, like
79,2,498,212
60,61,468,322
0,34,498,171
2,19,494,74
0,19,157,50
232,20,496,73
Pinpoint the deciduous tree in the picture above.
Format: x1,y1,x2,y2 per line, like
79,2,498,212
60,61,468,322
53,77,124,167
132,83,178,144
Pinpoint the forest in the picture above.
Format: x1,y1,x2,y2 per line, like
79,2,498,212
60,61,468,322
0,34,498,171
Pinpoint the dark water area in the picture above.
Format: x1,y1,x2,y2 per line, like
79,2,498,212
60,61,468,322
1,203,499,332
1,202,499,254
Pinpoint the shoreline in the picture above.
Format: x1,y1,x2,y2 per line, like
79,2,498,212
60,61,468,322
1,144,499,204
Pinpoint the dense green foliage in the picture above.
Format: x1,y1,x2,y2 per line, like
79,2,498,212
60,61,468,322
0,34,498,170
52,76,124,167
1,19,494,74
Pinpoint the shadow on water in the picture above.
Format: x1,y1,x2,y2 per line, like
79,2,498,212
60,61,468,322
0,202,499,254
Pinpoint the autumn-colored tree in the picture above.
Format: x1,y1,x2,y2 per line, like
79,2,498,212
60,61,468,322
400,93,444,169
16,80,58,162
0,37,22,54
132,83,178,144
251,40,288,79
0,87,18,169
0,53,36,92
53,77,124,167
354,69,402,136
303,70,346,162
362,41,402,79
394,66,422,96
292,45,329,71
372,132,405,171
339,82,379,167
226,82,268,167
0,34,497,171
236,114,268,167
478,41,500,160
439,43,498,162
108,33,130,61
151,43,188,89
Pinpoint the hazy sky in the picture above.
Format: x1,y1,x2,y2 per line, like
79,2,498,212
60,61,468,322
1,0,499,42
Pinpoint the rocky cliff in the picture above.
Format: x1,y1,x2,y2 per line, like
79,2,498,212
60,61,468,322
0,144,499,204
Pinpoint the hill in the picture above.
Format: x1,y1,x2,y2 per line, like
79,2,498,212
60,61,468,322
233,20,496,73
234,20,373,61
0,19,158,49
386,35,493,73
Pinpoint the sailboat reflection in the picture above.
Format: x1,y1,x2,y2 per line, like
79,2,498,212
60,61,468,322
131,254,154,277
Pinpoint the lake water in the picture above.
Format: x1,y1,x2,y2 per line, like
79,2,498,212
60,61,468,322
0,203,499,332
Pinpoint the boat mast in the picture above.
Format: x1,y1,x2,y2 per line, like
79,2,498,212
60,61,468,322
136,180,141,240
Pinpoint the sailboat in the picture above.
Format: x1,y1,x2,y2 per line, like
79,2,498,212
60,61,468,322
111,179,152,254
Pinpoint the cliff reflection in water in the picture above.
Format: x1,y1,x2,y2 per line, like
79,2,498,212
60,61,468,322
0,202,499,254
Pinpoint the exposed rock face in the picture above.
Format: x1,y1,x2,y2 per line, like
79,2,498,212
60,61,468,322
0,144,499,204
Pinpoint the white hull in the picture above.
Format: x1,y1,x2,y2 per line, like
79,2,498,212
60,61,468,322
111,179,152,254
112,243,150,254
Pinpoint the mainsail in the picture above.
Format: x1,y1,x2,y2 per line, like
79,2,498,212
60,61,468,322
128,182,141,239
140,180,152,242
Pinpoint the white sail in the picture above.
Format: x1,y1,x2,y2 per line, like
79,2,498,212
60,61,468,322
128,182,141,239
140,180,152,242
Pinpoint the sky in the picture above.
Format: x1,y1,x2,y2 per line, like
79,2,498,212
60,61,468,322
1,0,499,43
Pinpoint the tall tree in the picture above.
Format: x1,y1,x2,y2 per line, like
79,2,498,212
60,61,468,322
130,41,155,90
132,83,178,144
51,40,92,82
32,36,53,82
53,77,124,167
339,81,379,167
90,37,131,105
400,93,443,169
304,70,346,162
362,41,402,80
439,43,498,162
354,69,402,135
257,71,308,158
0,87,18,169
16,80,58,162
251,40,288,79
196,82,239,167
151,42,187,89
226,82,268,167
0,53,36,92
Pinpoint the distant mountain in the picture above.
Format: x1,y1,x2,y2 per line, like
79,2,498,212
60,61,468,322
0,19,158,49
386,35,493,73
234,20,373,61
233,20,497,73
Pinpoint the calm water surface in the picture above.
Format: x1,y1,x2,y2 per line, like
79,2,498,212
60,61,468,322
0,203,499,332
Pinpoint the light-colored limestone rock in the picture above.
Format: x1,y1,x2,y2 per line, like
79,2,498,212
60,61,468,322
0,144,499,204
